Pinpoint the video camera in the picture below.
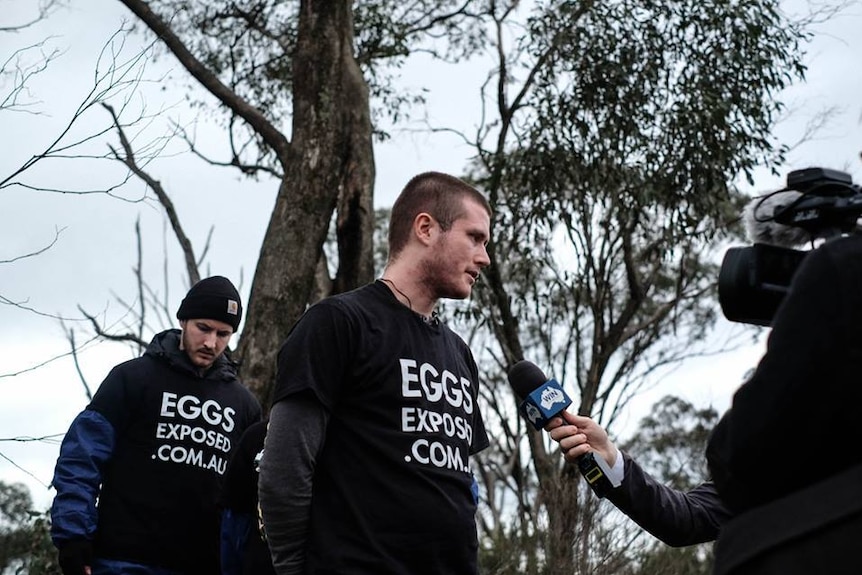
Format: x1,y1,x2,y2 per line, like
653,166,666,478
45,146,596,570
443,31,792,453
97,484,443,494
718,167,862,326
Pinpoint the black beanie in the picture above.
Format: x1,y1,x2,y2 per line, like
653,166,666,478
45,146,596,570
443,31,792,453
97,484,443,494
176,276,243,331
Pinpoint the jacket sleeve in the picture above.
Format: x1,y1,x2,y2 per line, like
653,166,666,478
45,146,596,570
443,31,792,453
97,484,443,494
221,508,253,575
605,451,732,546
50,409,116,545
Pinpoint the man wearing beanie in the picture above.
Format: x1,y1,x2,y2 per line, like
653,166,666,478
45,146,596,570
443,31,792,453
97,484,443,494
50,276,262,575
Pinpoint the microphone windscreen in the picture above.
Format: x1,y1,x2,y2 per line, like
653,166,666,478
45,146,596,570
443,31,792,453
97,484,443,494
507,360,549,399
743,191,812,248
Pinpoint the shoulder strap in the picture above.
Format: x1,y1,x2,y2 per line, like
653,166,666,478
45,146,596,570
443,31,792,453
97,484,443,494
714,462,862,575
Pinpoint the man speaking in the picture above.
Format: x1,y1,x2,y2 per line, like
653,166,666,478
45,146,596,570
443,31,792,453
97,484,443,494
258,172,492,575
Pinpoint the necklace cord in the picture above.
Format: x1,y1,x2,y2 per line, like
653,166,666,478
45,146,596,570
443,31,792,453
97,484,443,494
379,278,437,325
380,277,413,311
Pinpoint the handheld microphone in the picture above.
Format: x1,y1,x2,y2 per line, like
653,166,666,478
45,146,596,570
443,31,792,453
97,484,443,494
507,360,620,497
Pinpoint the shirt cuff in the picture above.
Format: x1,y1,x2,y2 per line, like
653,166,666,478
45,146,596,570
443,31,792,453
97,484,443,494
607,447,624,486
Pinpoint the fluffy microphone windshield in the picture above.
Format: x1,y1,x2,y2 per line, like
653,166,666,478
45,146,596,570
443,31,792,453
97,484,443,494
743,190,813,248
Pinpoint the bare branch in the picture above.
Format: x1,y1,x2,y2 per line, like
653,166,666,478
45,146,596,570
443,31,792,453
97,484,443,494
1,39,63,113
1,25,172,196
174,119,283,179
118,0,290,161
134,218,146,339
793,0,855,28
0,0,61,33
0,450,52,489
0,225,64,264
196,227,214,270
400,0,481,35
0,434,64,444
784,105,843,153
0,328,106,379
103,102,201,285
0,293,87,322
0,225,94,322
78,305,148,348
65,328,94,401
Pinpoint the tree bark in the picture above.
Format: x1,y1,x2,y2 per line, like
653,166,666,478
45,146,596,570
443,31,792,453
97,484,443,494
118,0,374,406
237,0,374,405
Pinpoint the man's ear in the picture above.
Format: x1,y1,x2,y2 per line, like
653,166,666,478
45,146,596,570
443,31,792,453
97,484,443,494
414,212,436,245
177,320,188,350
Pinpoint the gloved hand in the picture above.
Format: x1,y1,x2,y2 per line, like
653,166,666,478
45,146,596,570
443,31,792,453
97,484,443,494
58,539,93,575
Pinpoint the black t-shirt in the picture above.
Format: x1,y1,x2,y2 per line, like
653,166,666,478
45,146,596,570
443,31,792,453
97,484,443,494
272,281,489,574
90,330,262,574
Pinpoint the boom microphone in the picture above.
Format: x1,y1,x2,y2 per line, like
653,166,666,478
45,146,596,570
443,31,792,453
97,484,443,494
743,191,813,248
507,360,620,497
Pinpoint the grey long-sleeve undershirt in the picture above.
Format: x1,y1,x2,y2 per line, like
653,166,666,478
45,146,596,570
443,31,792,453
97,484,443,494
258,395,329,575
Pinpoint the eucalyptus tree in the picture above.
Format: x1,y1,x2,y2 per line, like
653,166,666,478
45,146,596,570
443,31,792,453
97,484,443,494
617,396,720,575
116,0,486,401
459,1,807,572
0,481,58,574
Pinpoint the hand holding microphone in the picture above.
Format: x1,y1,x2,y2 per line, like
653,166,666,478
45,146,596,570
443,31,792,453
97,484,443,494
547,411,619,471
507,360,620,497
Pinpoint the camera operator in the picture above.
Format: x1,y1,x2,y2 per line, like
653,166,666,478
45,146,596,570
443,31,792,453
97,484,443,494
707,229,862,574
547,169,862,573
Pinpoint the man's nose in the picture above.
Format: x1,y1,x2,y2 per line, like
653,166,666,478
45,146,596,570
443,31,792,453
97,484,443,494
476,244,491,267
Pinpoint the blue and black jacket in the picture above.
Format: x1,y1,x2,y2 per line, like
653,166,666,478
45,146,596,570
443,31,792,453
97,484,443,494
51,329,261,574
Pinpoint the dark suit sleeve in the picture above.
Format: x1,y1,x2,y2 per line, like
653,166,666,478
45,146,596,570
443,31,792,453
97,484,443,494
606,452,732,546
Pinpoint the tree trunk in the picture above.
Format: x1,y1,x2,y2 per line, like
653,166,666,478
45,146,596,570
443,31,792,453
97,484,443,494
237,0,374,406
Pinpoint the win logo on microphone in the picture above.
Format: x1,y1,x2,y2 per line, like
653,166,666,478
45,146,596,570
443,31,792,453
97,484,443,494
519,378,570,430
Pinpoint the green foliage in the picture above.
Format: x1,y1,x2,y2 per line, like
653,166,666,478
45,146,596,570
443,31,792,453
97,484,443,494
479,519,545,575
18,511,60,575
473,0,802,421
0,481,59,575
0,482,32,528
622,544,713,575
522,0,805,218
622,395,719,491
463,1,806,571
616,396,720,574
141,0,487,160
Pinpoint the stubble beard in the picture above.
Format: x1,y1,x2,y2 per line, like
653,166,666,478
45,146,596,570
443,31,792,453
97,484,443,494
421,253,470,302
181,329,217,368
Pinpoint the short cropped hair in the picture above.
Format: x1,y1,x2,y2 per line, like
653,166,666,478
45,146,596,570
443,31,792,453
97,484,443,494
387,172,492,259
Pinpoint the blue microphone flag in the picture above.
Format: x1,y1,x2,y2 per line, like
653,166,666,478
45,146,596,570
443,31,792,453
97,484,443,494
518,378,572,430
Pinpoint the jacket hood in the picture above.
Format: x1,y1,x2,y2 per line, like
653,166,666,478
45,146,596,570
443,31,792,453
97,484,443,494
144,329,239,382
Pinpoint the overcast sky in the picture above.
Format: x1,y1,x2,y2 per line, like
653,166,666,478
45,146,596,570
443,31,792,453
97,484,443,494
2,1,862,510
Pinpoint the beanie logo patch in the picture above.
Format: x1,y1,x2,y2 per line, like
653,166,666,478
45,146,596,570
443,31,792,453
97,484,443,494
227,300,239,316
